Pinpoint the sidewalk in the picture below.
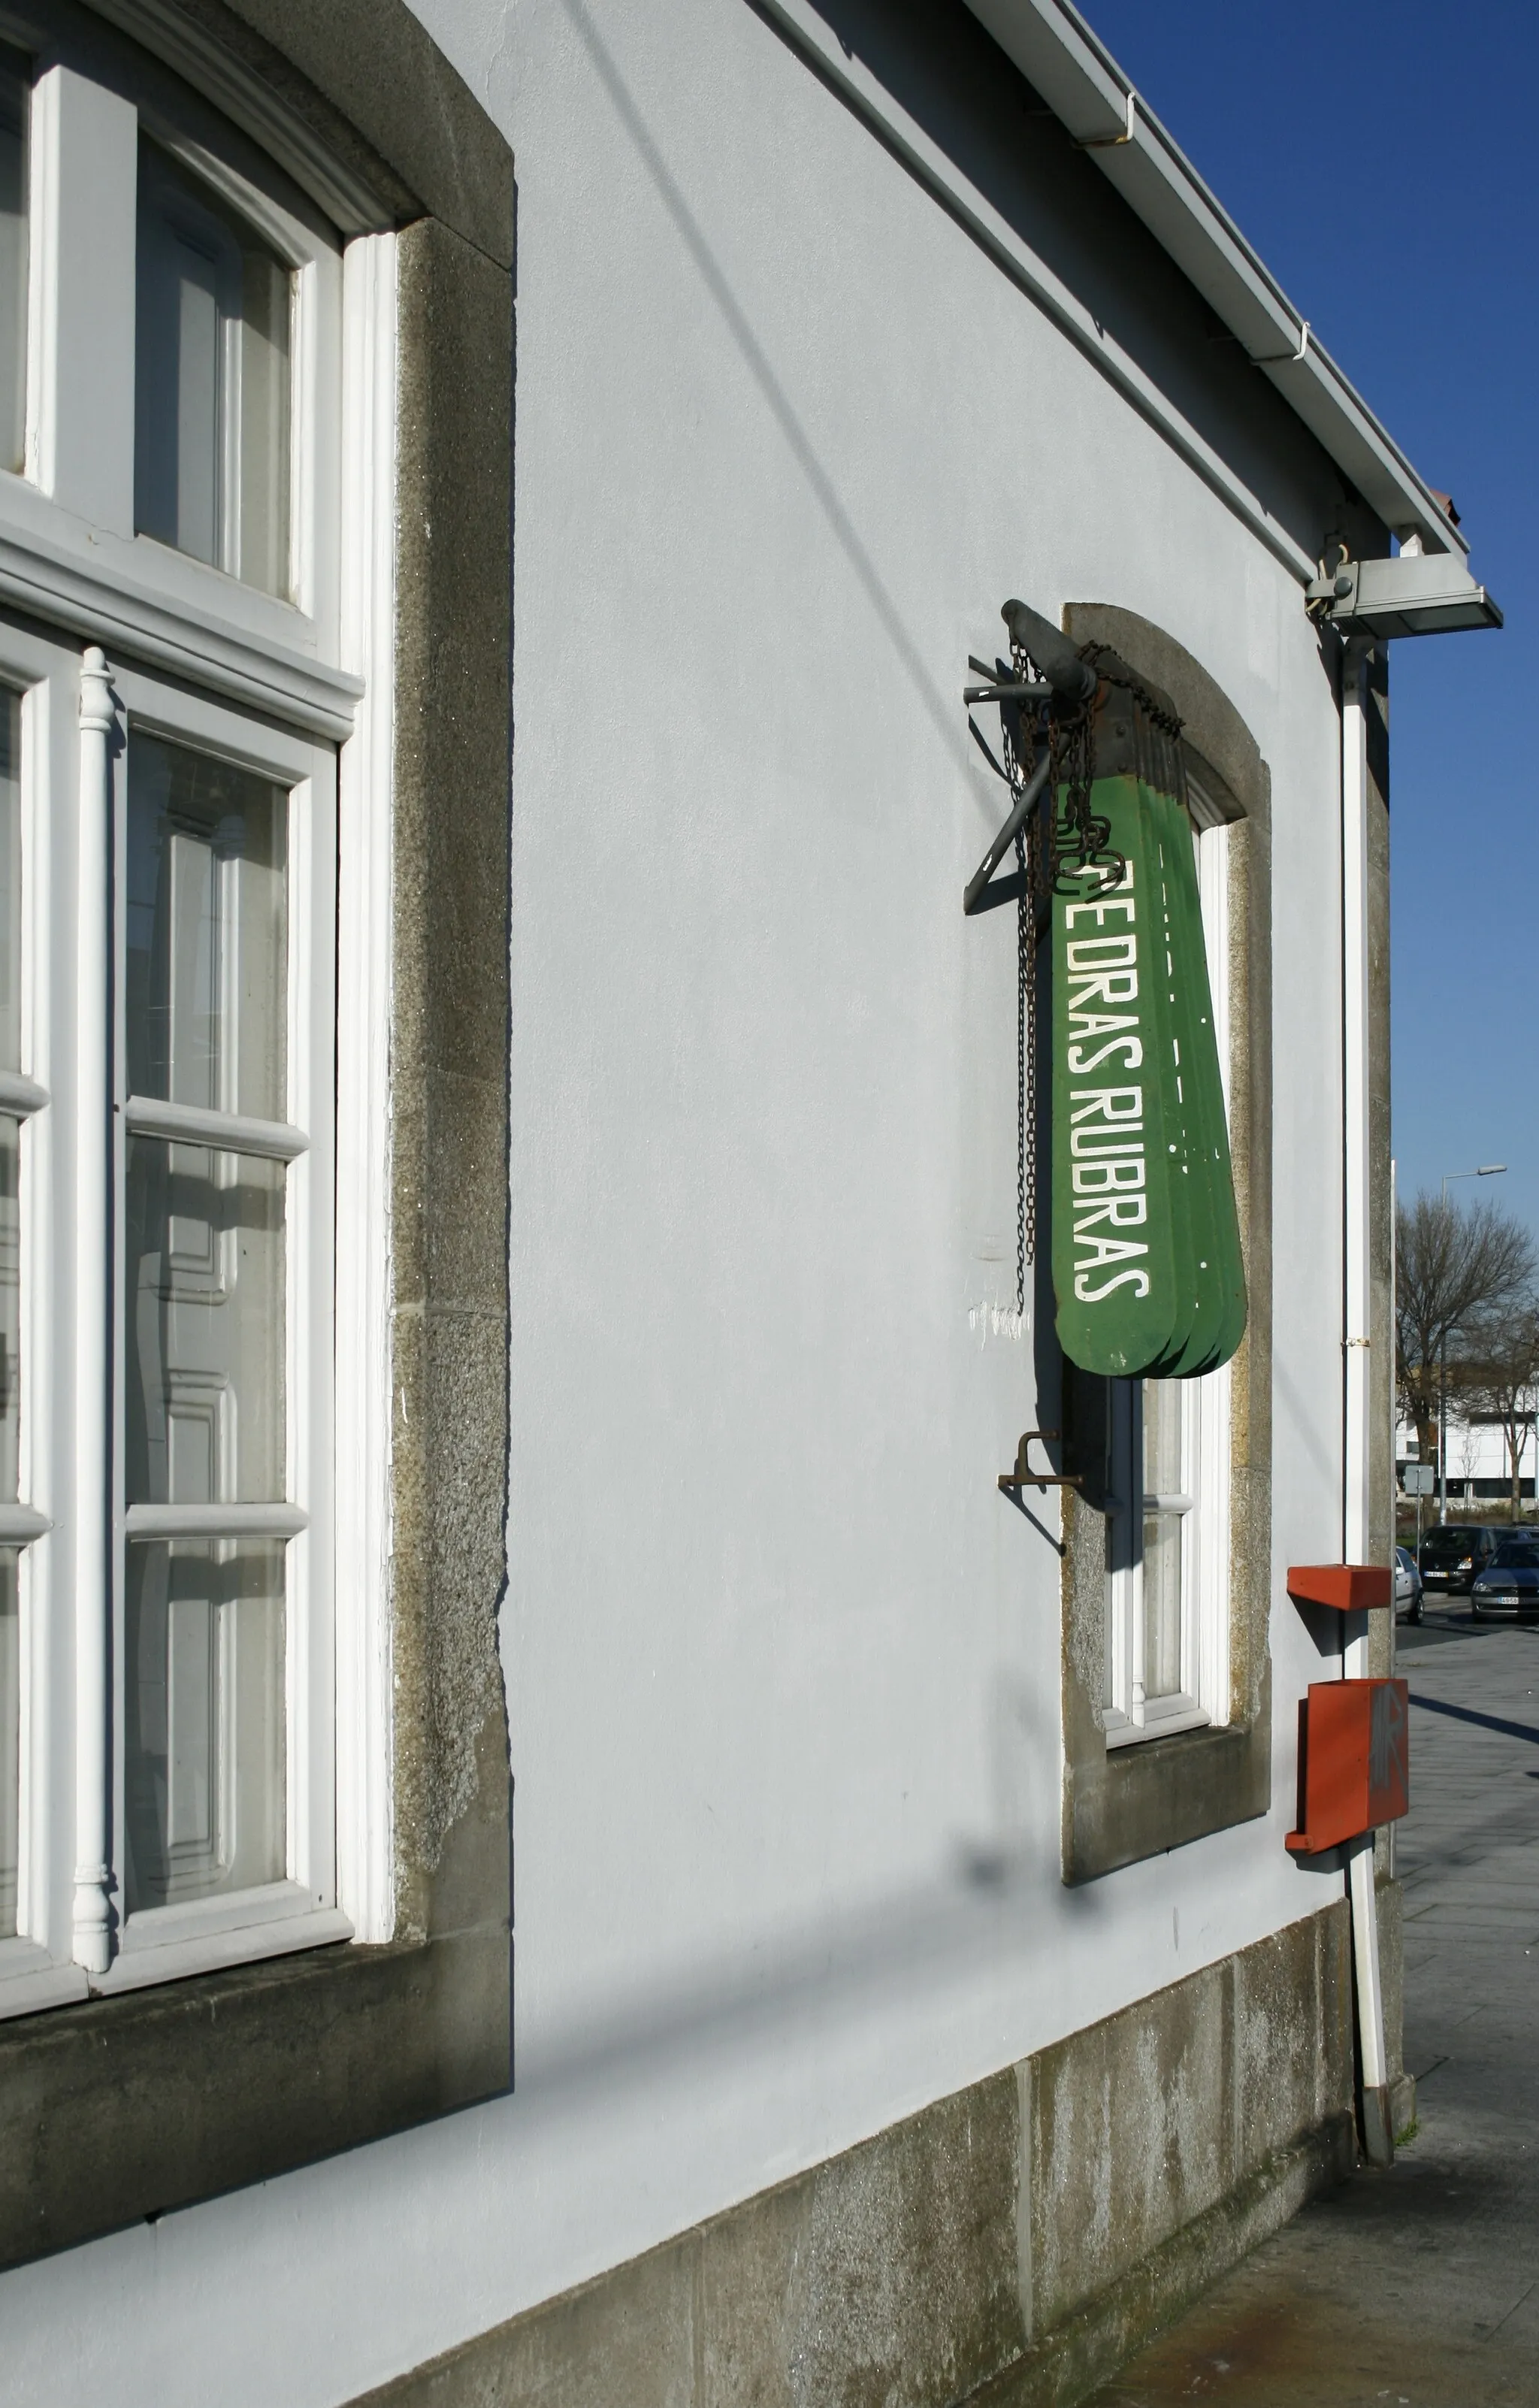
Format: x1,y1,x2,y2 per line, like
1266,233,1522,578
1084,1609,1539,2406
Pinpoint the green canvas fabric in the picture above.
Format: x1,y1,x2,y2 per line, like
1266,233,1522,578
1143,778,1246,1375
1137,776,1209,1377
1050,772,1246,1380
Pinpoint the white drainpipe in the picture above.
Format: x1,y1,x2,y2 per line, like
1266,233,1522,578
1341,634,1393,2164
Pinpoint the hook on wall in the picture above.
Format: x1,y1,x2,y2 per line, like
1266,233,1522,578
998,1431,1082,1496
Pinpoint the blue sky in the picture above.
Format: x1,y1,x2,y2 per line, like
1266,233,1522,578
1084,0,1535,1236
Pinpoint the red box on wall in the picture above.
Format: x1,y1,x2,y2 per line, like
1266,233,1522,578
1285,1678,1409,1856
1286,1563,1393,1614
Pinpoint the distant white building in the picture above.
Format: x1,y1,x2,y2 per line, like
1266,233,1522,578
1398,1404,1538,1505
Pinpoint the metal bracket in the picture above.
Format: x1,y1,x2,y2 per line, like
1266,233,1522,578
963,679,1051,706
963,747,1051,915
1072,90,1137,150
999,1430,1083,1494
963,603,1104,918
1304,553,1502,637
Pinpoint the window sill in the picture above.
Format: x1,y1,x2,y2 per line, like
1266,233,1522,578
0,1909,511,2272
1105,1702,1214,1749
91,1888,353,1997
0,1895,353,2017
1065,1707,1271,1884
0,1937,89,2021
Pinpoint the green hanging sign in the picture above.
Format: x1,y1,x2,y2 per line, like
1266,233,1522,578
1050,773,1246,1381
1144,776,1247,1375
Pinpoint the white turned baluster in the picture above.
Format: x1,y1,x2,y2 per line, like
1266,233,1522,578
71,645,113,1974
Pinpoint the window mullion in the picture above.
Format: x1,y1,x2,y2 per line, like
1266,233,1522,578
3,640,87,1997
285,756,336,1912
69,645,113,1973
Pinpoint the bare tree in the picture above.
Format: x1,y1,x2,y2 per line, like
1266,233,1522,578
1395,1191,1537,1475
1459,1305,1539,1520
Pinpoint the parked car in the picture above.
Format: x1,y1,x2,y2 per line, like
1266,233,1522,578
1471,1540,1539,1620
1418,1524,1505,1596
1395,1546,1423,1623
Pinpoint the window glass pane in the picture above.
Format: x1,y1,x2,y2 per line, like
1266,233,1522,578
1104,1378,1134,1714
135,141,292,597
0,1115,17,1506
125,1137,285,1506
1142,1382,1184,1702
1141,1508,1184,1700
125,1537,284,1911
1142,1378,1182,1499
0,1553,17,1937
237,237,291,600
0,49,27,478
0,701,17,1511
0,688,20,1072
125,734,287,1120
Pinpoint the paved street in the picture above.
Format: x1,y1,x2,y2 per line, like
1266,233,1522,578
1086,1607,1539,2406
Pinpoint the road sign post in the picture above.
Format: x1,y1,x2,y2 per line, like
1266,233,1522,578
1403,1461,1434,1551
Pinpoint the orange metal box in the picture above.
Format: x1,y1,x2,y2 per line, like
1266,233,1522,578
1286,1563,1393,1613
1285,1678,1409,1856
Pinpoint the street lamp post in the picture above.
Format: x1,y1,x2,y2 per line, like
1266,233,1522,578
1438,1164,1507,1524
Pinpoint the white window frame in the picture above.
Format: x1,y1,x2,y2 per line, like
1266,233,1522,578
96,667,340,1992
7,8,355,731
0,5,400,2019
0,617,89,2013
1104,815,1233,1748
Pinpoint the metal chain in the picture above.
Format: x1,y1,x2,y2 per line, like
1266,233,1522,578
1003,638,1044,1305
1015,815,1030,1314
1048,692,1118,890
1080,643,1184,746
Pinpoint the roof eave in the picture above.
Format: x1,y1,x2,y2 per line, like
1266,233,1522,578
962,0,1468,558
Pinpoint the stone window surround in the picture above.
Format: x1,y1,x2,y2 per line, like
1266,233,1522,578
0,0,515,2272
1055,604,1274,1885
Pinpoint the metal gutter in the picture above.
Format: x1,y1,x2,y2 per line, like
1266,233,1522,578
755,0,1320,580
963,0,1467,558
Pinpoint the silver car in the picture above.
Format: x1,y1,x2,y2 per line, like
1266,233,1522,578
1471,1540,1539,1619
1395,1545,1423,1623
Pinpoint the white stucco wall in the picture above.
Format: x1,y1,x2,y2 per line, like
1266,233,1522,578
0,2,1363,2401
